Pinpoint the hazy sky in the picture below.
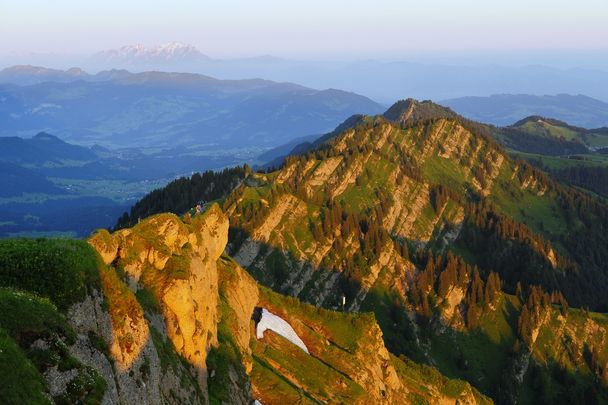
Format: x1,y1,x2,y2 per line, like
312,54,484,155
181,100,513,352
2,0,608,57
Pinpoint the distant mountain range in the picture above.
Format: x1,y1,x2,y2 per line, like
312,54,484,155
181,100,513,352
0,131,249,237
442,94,608,129
4,63,608,239
0,130,255,184
0,132,97,164
92,42,211,66
0,66,384,148
0,65,90,86
0,66,382,237
4,44,608,102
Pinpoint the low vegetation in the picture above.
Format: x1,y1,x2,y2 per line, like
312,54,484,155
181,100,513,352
0,287,106,404
0,238,100,309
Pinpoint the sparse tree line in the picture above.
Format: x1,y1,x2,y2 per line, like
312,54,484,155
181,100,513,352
407,250,502,329
517,285,568,347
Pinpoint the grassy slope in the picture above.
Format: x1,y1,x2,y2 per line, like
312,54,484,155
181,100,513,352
517,120,582,142
251,285,488,404
0,326,51,405
510,151,608,169
213,252,490,404
0,239,112,403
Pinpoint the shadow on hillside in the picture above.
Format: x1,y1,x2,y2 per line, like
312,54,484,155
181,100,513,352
227,227,364,312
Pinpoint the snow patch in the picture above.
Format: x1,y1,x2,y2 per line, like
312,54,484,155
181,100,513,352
256,308,309,354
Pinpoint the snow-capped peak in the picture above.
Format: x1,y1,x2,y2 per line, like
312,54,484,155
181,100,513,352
93,42,209,64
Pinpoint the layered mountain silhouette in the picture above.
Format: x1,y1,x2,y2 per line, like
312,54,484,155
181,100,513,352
442,94,608,129
0,132,97,164
0,66,384,148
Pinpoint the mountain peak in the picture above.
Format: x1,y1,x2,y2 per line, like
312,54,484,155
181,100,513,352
383,98,459,125
66,67,87,76
0,65,90,85
511,115,571,128
93,42,211,65
1,65,57,74
32,131,60,141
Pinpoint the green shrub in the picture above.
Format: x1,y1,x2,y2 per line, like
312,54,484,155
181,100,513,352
88,331,110,357
0,288,74,346
53,366,107,405
150,326,180,372
135,287,162,313
0,327,51,404
0,238,100,309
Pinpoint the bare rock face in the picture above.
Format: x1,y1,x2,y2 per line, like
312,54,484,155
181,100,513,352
66,290,120,403
218,258,259,372
163,206,227,391
66,286,163,404
350,321,406,403
88,228,120,265
88,204,229,403
162,252,219,390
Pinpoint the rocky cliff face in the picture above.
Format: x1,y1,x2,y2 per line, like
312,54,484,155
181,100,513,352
60,204,490,404
88,205,228,404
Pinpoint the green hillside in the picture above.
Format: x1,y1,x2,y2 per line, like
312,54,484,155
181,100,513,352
493,115,608,156
219,100,608,403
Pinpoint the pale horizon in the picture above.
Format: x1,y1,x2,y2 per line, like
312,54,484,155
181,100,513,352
2,0,608,64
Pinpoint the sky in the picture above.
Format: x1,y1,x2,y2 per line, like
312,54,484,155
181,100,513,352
1,0,608,59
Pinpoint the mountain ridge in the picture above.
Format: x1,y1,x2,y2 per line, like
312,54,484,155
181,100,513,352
92,42,212,66
442,93,608,129
0,66,384,148
124,93,608,405
218,99,608,402
259,98,491,169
